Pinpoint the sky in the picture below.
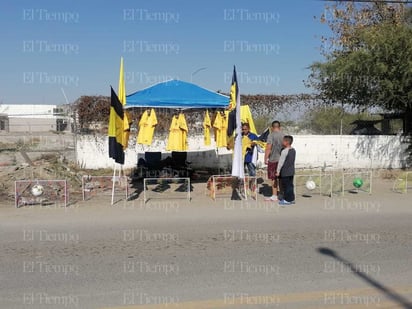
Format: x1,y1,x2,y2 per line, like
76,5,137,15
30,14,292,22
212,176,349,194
0,0,330,105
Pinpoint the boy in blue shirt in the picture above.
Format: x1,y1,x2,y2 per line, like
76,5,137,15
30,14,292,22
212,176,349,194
242,123,258,176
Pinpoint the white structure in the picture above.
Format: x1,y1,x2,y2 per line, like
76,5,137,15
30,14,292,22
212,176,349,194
76,134,409,170
0,104,70,132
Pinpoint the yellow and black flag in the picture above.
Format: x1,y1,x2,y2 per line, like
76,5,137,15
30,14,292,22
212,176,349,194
108,87,125,164
228,66,238,111
227,65,239,137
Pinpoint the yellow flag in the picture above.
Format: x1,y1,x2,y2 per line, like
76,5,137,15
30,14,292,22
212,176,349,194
240,105,257,135
118,57,130,149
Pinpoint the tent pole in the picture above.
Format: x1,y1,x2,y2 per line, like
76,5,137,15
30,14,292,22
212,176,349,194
111,163,117,205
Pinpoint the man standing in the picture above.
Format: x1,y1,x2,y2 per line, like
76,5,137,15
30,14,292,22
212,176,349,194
264,121,284,201
242,123,258,176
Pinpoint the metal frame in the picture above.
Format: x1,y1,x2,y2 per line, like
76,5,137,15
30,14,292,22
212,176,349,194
392,171,412,194
81,175,129,201
15,179,68,208
342,171,373,196
143,177,190,203
208,175,258,201
210,174,231,201
294,173,333,197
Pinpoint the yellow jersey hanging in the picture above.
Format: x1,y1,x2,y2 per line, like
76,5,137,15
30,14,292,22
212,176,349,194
179,113,188,151
137,108,158,145
213,111,229,148
167,112,188,151
203,110,211,146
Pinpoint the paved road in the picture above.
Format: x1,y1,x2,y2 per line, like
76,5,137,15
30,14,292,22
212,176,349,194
1,188,411,308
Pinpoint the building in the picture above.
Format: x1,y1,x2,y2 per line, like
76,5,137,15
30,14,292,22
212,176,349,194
0,104,71,133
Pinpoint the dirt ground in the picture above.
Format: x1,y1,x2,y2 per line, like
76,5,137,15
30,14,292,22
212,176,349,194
1,170,412,308
0,153,410,209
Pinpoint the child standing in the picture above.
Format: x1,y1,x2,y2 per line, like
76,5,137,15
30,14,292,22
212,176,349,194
276,135,296,205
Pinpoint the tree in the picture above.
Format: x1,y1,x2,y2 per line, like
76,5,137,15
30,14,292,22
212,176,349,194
307,2,412,134
302,106,380,135
73,96,110,130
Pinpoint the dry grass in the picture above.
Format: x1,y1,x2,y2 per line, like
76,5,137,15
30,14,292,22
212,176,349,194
378,169,402,180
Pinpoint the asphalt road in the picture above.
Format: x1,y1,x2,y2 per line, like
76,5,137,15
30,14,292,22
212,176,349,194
1,187,411,309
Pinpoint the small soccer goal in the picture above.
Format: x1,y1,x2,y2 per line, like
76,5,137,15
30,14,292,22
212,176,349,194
206,175,258,201
392,172,412,194
144,177,191,203
206,175,233,201
294,173,333,197
15,179,68,208
82,175,129,201
341,170,373,196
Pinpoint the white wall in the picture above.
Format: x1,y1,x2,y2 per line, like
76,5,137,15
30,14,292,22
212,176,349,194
293,135,408,169
76,135,233,170
0,104,57,118
76,135,409,170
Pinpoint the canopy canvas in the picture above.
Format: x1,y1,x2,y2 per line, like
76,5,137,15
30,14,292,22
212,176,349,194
125,80,229,109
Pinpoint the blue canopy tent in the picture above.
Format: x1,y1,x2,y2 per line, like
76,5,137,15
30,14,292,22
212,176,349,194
125,79,229,109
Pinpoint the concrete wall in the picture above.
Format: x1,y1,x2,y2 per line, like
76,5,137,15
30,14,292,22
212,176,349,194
8,117,57,132
76,134,409,170
76,135,233,170
293,135,408,169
